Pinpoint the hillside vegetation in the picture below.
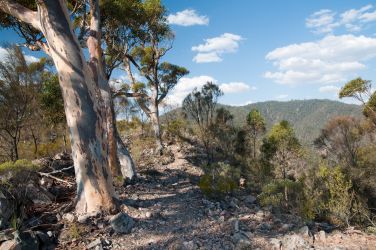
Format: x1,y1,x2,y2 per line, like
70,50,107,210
168,99,362,145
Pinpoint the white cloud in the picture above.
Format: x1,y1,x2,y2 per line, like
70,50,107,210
306,4,376,34
276,94,288,99
306,9,339,34
167,9,209,26
0,47,8,61
166,75,215,105
264,34,376,85
0,47,39,64
24,55,39,63
220,82,251,93
166,76,253,105
192,33,243,63
319,85,340,93
229,100,254,106
193,52,222,63
360,10,376,22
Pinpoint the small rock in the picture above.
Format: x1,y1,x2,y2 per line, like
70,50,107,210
232,231,251,249
244,195,256,205
316,230,326,242
255,210,264,218
182,240,195,250
234,220,239,232
0,240,21,250
257,223,272,232
34,231,49,245
269,238,282,250
298,226,310,237
46,231,53,238
218,216,225,222
0,229,13,242
281,223,293,232
18,231,39,250
110,212,134,234
145,211,152,218
87,238,102,249
77,215,89,223
62,213,76,223
282,234,309,250
26,184,53,205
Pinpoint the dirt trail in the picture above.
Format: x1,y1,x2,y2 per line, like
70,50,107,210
107,145,376,250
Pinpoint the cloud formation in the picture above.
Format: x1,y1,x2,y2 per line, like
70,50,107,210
167,9,209,26
166,75,254,105
319,85,340,94
264,35,376,85
0,46,40,64
192,33,243,63
220,82,252,93
306,5,376,34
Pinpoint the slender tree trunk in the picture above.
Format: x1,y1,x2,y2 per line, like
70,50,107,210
150,87,163,154
62,132,67,153
31,129,38,158
12,136,18,161
38,1,116,214
253,134,256,160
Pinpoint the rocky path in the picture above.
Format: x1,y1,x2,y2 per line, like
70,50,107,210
2,146,375,249
106,145,376,250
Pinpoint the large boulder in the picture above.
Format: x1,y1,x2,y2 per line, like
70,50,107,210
0,189,15,230
110,212,134,234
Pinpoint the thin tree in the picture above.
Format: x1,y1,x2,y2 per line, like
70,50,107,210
0,46,45,161
104,0,189,154
246,109,266,159
263,120,301,205
183,82,223,163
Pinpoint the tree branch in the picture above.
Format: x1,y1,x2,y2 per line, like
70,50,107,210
87,0,105,78
0,0,40,31
125,54,154,83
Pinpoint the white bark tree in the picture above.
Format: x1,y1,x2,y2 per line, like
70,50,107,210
103,0,189,154
0,0,135,214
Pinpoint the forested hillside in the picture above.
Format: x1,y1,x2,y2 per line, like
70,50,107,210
166,99,362,145
224,99,362,145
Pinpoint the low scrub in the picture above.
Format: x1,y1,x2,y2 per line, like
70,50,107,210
199,162,241,199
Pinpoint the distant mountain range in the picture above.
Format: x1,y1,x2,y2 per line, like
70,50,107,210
165,99,362,146
222,99,362,145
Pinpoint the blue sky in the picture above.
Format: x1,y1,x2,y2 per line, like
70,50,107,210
1,0,376,106
161,0,376,106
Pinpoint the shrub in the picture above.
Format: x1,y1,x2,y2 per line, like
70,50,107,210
318,165,353,226
258,179,304,210
0,159,40,176
199,162,240,199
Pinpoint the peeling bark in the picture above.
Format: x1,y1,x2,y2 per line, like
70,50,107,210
150,86,163,155
37,0,116,214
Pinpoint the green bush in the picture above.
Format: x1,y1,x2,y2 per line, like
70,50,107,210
199,162,240,199
0,159,40,176
165,118,187,140
258,179,303,209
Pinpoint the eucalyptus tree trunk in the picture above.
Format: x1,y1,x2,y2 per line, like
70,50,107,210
38,1,116,214
150,87,163,155
0,0,138,213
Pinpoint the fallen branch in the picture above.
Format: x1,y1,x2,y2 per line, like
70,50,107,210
37,172,74,187
46,166,74,175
